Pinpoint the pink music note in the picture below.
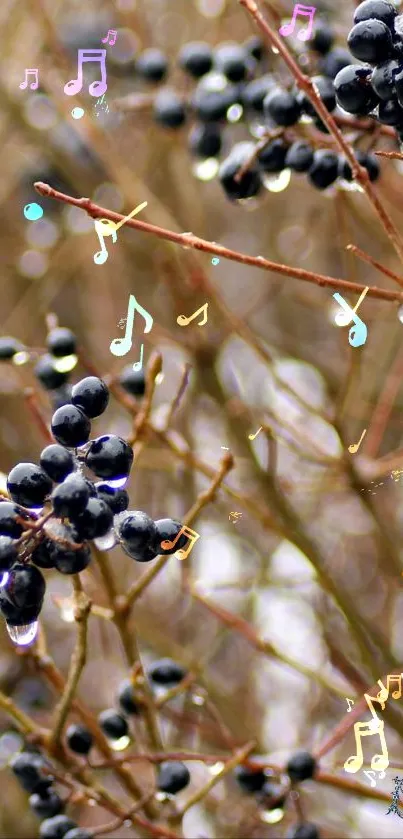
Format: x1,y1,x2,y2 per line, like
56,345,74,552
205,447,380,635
20,69,39,90
64,49,107,97
102,29,117,46
279,4,317,41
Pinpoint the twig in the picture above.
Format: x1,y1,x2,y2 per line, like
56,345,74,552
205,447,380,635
375,150,403,160
33,181,403,303
346,244,403,286
238,0,403,267
49,577,91,751
177,740,256,815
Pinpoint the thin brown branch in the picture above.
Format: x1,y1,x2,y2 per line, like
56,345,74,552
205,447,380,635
49,578,91,751
33,181,403,303
178,740,256,815
375,150,403,159
346,244,403,286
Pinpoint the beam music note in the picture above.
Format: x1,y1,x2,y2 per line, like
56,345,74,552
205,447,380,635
344,718,389,774
279,3,317,41
20,69,39,90
64,49,107,97
102,29,117,46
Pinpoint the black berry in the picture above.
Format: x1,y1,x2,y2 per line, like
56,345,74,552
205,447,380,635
371,58,399,99
71,377,109,418
70,497,113,540
2,563,45,609
50,540,91,575
40,445,75,483
219,142,262,200
136,48,168,82
117,679,143,715
98,709,129,740
334,64,378,114
285,141,314,172
347,19,393,65
234,765,267,793
309,21,334,55
339,150,380,182
263,88,302,126
154,90,187,129
31,539,56,569
286,751,316,783
258,138,289,172
241,75,275,113
116,510,157,555
85,435,133,480
153,519,187,555
95,483,129,514
39,815,77,839
188,123,222,158
66,723,93,755
51,474,90,518
157,760,190,794
148,658,187,686
0,501,28,538
309,150,339,189
119,366,145,397
7,463,52,508
287,824,320,839
10,751,52,793
353,0,397,29
178,41,213,78
319,47,356,79
29,790,64,819
51,405,91,449
0,336,25,360
214,43,250,83
35,356,70,391
47,328,77,358
0,535,19,571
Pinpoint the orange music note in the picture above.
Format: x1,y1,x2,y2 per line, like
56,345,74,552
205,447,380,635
177,303,208,327
160,525,200,560
348,429,367,454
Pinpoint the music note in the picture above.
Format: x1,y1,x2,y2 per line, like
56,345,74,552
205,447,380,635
348,429,367,454
177,303,208,327
102,29,117,46
346,698,355,712
160,525,201,561
93,219,116,265
95,202,148,240
20,69,39,90
332,292,368,348
249,427,263,441
279,3,317,41
363,770,377,787
110,294,153,358
132,344,144,372
64,49,107,97
344,719,389,774
386,674,402,700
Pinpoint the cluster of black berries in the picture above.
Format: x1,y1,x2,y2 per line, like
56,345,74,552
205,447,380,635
234,750,319,838
8,659,190,838
334,0,403,143
135,28,381,197
0,339,187,640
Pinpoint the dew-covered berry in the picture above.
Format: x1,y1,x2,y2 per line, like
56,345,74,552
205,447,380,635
347,19,393,65
85,435,133,480
7,463,52,508
219,142,262,200
10,751,52,793
49,540,91,575
98,709,129,740
71,377,109,418
334,64,378,114
51,474,90,518
353,0,397,29
95,483,129,514
29,790,64,819
153,519,187,555
70,497,113,540
0,535,19,571
286,751,316,783
40,445,75,483
51,405,91,449
116,511,157,555
47,328,77,358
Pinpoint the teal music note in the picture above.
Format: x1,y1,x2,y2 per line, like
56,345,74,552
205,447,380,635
332,288,368,348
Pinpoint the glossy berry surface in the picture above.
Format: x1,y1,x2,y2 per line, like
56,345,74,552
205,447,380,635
286,751,316,783
285,141,314,172
98,709,129,740
70,497,113,539
319,46,353,79
370,58,399,99
40,445,74,483
71,376,109,418
7,462,52,508
263,88,302,126
117,511,157,554
0,336,24,359
334,64,378,114
10,751,52,793
308,149,339,189
191,80,240,122
117,679,142,715
178,41,213,78
257,138,289,172
148,658,187,686
353,0,397,28
347,19,393,64
153,519,187,555
3,563,45,609
309,21,334,55
66,723,93,754
260,780,288,808
118,366,146,397
214,43,250,82
0,501,27,538
50,540,91,575
35,355,70,391
157,760,190,794
29,790,64,819
47,327,77,358
0,535,19,571
95,483,129,514
234,764,267,792
188,123,222,158
39,815,77,839
241,75,275,113
154,90,187,128
85,435,133,480
51,405,91,448
31,539,56,569
51,474,90,518
219,142,262,200
339,150,380,181
136,48,168,82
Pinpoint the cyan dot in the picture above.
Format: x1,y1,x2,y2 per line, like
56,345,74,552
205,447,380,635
71,107,85,120
23,203,43,221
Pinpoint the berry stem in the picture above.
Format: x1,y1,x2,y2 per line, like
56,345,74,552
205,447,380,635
33,181,403,303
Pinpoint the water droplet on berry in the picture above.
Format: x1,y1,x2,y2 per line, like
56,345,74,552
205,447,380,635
108,734,130,751
6,620,38,646
0,572,9,588
260,808,284,824
192,157,219,181
226,103,243,122
398,305,403,324
103,476,128,489
94,529,118,551
52,355,78,373
12,351,30,366
262,169,291,193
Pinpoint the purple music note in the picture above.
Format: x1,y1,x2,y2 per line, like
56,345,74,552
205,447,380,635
279,3,317,41
64,49,107,97
20,69,39,90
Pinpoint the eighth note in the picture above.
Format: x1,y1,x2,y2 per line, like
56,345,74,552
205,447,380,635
160,525,200,561
348,429,367,454
249,427,263,441
64,49,107,97
332,287,368,348
177,303,208,327
110,294,153,358
102,29,117,46
346,698,355,712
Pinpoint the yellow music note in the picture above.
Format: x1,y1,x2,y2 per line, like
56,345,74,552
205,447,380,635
348,429,367,454
249,427,263,441
177,303,208,327
96,201,148,239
